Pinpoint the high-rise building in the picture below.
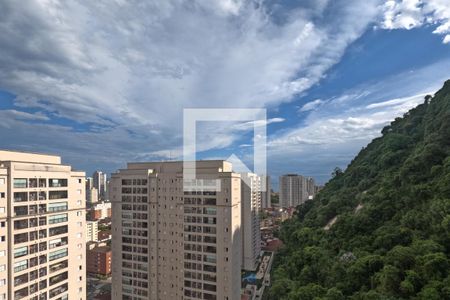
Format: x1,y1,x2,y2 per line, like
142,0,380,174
110,160,242,300
92,171,107,201
240,173,261,271
279,174,312,207
260,175,271,209
86,220,99,242
0,150,86,300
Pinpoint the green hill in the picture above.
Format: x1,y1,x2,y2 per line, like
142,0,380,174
267,80,450,300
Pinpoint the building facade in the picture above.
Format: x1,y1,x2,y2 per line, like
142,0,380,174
92,171,107,201
110,161,242,300
87,202,111,221
240,173,261,271
0,150,86,300
260,176,271,209
86,220,99,242
279,174,314,208
86,243,112,276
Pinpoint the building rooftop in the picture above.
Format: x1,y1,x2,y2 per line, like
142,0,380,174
0,149,61,164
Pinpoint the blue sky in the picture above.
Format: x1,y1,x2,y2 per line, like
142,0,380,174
0,0,449,189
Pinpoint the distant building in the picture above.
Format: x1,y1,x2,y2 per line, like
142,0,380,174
279,174,317,207
92,171,107,201
88,202,111,221
261,175,271,208
86,186,98,206
97,230,111,241
241,173,262,271
86,220,99,242
86,243,112,276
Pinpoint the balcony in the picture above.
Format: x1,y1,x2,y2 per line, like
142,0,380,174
14,192,28,202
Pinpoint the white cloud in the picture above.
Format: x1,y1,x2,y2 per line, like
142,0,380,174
299,99,324,112
381,0,450,43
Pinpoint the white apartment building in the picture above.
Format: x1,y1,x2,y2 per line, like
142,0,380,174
86,221,99,242
279,174,310,208
240,173,262,271
92,171,107,201
110,160,242,300
0,150,86,300
260,175,271,209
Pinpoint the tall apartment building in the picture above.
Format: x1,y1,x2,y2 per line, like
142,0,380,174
92,171,107,201
86,220,99,242
0,150,86,300
110,160,242,300
240,173,261,271
260,175,271,209
279,174,310,208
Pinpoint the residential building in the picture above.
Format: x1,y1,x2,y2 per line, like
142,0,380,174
86,243,112,276
86,220,99,242
87,202,111,221
241,173,261,271
0,150,86,300
93,171,107,201
110,160,242,300
86,187,98,206
279,174,312,207
260,176,271,209
97,230,111,242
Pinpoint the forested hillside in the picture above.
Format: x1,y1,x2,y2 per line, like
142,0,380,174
268,80,450,299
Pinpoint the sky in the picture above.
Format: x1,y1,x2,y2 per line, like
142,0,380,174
0,0,449,189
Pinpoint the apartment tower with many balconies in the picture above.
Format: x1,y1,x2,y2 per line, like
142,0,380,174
110,160,242,300
0,150,86,300
240,173,262,271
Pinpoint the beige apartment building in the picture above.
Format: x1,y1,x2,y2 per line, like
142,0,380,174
240,173,262,271
0,150,86,300
279,174,316,208
110,160,242,300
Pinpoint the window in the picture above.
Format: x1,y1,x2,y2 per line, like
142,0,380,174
0,279,5,286
0,251,4,257
49,179,67,188
0,193,4,199
49,283,68,298
49,271,68,286
49,191,68,200
0,222,4,227
14,260,28,272
14,233,28,244
0,178,4,185
49,237,68,249
13,178,27,188
48,202,68,212
49,248,68,261
0,265,5,272
14,273,28,287
14,219,28,229
49,260,68,273
77,211,82,216
49,225,68,237
14,246,28,258
14,206,28,216
0,208,4,214
48,214,68,224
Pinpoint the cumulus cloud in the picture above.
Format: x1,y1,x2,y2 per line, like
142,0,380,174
381,0,450,43
0,0,381,168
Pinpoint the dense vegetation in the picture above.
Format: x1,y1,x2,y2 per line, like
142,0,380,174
267,80,450,300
